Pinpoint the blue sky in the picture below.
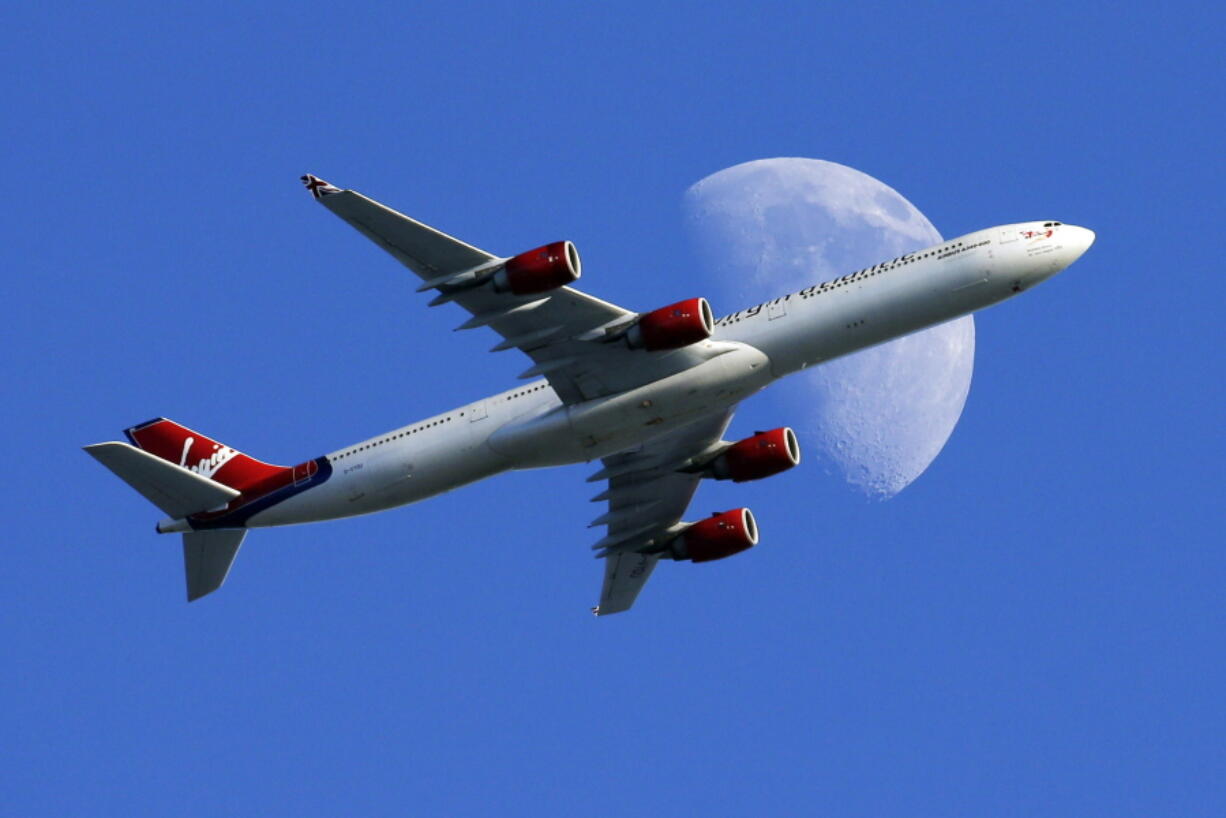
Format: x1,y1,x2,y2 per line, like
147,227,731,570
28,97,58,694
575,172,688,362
3,2,1222,815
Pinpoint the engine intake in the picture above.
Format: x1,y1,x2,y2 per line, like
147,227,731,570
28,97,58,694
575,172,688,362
626,297,714,350
711,428,801,482
669,508,759,563
493,241,581,295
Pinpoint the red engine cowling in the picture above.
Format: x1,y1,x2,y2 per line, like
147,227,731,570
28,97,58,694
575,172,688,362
711,427,801,482
669,508,759,563
493,241,581,295
627,297,714,350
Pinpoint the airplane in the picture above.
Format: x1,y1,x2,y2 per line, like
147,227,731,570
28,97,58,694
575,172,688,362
85,175,1095,614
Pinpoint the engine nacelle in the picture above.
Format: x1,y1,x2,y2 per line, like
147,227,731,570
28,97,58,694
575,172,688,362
626,297,714,350
711,427,801,482
669,508,759,563
493,241,581,295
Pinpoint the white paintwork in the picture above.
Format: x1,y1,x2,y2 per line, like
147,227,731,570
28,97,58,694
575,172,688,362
84,442,240,519
183,529,246,601
249,221,1094,531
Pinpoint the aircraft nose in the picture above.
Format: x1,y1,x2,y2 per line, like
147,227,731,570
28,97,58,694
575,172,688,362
1065,225,1096,263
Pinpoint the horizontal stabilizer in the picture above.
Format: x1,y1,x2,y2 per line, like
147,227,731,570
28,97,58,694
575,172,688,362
183,529,246,601
84,442,239,518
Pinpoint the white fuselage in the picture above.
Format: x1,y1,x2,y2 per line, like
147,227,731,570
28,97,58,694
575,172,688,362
249,222,1093,528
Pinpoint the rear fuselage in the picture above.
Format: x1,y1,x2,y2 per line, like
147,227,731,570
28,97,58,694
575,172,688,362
241,222,1092,528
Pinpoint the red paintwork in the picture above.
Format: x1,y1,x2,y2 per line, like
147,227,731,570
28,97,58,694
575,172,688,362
501,241,581,294
715,428,800,482
678,508,758,563
126,418,303,513
636,297,713,350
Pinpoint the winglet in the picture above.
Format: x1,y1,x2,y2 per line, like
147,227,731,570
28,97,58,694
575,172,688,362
301,174,341,200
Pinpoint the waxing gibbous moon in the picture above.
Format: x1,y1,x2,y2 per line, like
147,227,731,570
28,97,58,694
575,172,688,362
683,158,975,499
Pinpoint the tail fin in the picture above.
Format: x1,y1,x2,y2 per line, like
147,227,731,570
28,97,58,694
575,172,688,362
124,418,287,492
85,441,249,600
183,529,247,601
89,418,313,602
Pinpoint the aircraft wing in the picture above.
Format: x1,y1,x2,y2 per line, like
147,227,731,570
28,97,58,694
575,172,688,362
303,175,733,404
587,409,734,615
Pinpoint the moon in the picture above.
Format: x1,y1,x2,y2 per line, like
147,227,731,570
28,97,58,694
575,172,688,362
683,158,975,499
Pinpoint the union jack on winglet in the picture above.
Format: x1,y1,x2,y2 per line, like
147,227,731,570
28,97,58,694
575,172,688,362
301,174,340,200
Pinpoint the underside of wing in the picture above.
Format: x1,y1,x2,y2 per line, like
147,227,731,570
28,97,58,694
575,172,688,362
589,410,735,615
304,176,733,404
596,552,660,616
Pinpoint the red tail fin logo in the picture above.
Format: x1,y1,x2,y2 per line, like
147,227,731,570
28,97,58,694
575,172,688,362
125,419,287,492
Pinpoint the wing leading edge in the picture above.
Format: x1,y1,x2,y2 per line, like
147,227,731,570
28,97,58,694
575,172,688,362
303,175,737,404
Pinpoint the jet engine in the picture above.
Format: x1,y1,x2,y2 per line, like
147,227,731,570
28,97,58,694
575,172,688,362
669,508,759,562
710,428,801,482
626,297,714,350
493,241,581,295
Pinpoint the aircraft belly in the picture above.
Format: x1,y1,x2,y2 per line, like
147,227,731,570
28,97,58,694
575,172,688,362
246,475,351,526
487,344,772,467
249,435,509,526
